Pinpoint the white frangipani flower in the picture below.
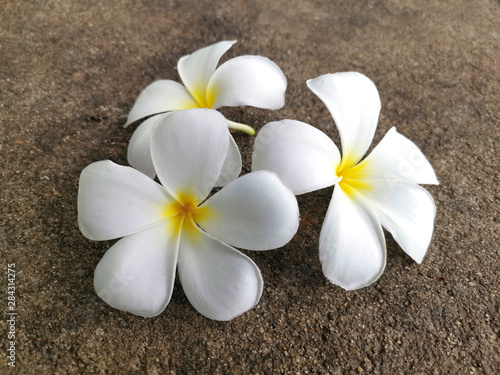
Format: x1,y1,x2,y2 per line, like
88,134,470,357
79,109,299,320
125,40,287,185
252,72,439,290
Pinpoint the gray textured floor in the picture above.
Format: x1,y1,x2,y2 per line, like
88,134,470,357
1,1,499,373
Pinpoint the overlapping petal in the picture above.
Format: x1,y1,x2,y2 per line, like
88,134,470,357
125,80,198,127
197,170,299,250
352,127,439,185
178,40,236,107
252,119,341,195
214,135,242,187
151,109,229,201
307,72,381,169
127,113,241,185
177,227,263,321
356,181,436,263
94,222,180,317
78,160,173,241
127,113,170,179
320,185,386,290
208,56,287,110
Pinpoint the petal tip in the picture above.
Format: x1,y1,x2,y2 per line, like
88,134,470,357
323,268,384,291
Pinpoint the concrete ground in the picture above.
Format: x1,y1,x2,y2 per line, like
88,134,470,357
1,0,499,373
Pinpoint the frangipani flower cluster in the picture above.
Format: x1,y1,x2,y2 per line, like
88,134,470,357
78,109,299,320
78,40,439,321
125,40,287,185
253,72,438,290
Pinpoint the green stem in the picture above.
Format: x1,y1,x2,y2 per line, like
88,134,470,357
226,120,255,136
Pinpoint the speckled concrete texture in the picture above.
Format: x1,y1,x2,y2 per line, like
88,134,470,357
1,0,499,373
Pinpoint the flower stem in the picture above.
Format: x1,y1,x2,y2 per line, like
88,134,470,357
226,120,255,136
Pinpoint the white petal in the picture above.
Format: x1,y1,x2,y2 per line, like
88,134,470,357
177,228,263,321
78,161,172,240
197,170,299,250
151,108,229,201
129,115,241,187
208,56,287,110
94,222,179,317
320,185,386,290
177,40,236,107
355,127,439,185
214,134,242,187
127,113,170,179
252,119,341,195
307,72,381,169
358,181,436,263
125,80,198,127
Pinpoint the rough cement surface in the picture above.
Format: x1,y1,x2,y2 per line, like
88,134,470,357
1,0,499,374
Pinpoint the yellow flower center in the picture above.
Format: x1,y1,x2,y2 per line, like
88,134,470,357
190,85,216,109
162,190,214,241
336,158,372,197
